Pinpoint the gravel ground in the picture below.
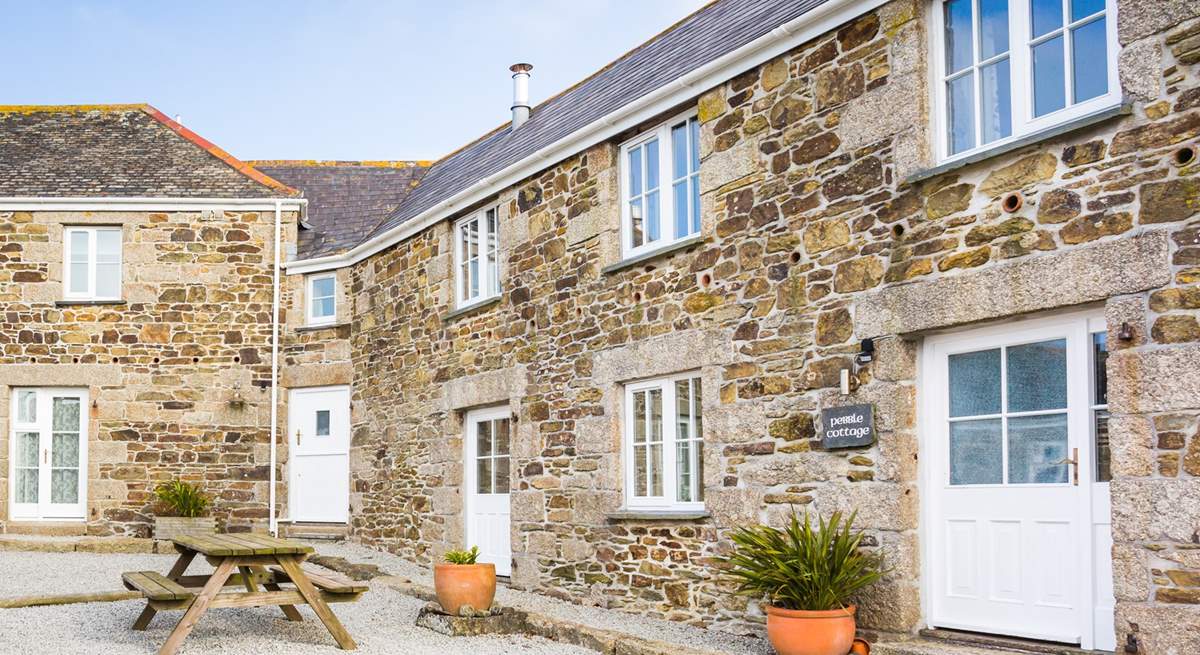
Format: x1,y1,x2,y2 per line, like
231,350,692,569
0,549,593,655
315,541,772,655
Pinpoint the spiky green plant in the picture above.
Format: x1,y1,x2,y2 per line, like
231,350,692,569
443,546,481,565
154,480,211,518
717,510,887,611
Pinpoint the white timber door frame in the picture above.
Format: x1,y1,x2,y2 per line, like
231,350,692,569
919,308,1112,650
463,405,513,577
8,387,88,521
287,385,351,523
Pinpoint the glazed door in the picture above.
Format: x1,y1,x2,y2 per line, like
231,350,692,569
924,314,1106,647
288,386,350,523
464,406,512,576
9,388,87,520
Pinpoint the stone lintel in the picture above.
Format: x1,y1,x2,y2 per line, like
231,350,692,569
0,364,122,388
441,365,528,412
591,328,734,385
281,361,352,388
854,230,1170,338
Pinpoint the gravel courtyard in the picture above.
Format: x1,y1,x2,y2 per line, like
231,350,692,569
0,541,771,655
0,549,592,655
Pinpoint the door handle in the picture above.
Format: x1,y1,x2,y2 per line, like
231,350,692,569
296,429,302,446
43,448,47,465
1055,447,1079,486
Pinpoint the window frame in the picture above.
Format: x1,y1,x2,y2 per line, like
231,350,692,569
453,205,501,308
930,0,1120,164
622,372,705,511
618,110,702,261
62,226,123,301
306,272,337,326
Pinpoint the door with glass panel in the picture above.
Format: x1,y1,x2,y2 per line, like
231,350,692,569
923,312,1112,649
9,388,87,520
288,386,350,523
464,407,512,576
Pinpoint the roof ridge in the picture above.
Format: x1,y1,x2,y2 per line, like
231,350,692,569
0,103,151,114
418,0,723,167
248,160,434,168
139,105,300,197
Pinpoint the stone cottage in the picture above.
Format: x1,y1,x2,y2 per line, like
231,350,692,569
5,0,1200,652
0,104,304,533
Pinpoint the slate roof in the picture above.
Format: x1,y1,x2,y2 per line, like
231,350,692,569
366,0,828,241
0,105,296,198
249,161,429,258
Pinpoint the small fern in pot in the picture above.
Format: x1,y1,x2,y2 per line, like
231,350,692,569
433,546,497,616
718,510,886,655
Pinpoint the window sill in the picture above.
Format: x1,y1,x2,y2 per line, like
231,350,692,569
606,509,711,521
906,102,1131,186
442,295,501,323
55,299,126,307
295,321,348,333
601,234,709,275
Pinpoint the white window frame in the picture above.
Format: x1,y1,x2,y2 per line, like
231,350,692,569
306,273,337,326
62,226,122,301
454,206,501,308
931,0,1120,163
622,372,705,511
619,110,701,260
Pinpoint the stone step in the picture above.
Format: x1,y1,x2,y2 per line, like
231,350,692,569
0,534,171,553
872,630,1111,655
280,522,348,541
4,521,88,537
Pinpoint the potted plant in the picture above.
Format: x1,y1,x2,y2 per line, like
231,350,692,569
433,546,496,615
719,510,886,655
152,479,216,540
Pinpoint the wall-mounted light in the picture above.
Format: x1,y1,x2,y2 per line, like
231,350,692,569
855,338,875,365
1118,322,1134,342
228,382,247,410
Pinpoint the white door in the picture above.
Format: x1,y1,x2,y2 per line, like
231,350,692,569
9,388,87,520
288,386,350,523
464,406,512,576
923,311,1113,649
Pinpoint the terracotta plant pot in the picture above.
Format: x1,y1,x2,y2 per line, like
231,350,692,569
764,604,856,655
433,563,496,615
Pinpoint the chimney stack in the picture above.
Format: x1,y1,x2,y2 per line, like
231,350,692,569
510,63,533,129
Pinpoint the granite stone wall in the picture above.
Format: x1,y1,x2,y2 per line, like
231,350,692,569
0,208,299,536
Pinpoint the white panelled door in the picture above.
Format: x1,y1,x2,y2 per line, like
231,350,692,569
464,406,512,576
288,386,350,523
9,388,87,520
924,312,1113,650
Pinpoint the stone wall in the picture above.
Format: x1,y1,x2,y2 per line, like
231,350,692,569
335,1,1200,647
0,207,299,536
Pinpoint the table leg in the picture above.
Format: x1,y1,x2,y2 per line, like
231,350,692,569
157,557,237,655
250,565,304,622
133,549,196,631
276,555,357,650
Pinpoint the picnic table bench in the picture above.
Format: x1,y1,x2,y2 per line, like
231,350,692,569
122,533,365,655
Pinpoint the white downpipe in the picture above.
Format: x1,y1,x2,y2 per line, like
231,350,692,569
269,199,282,536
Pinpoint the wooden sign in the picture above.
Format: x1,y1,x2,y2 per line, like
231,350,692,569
820,404,874,449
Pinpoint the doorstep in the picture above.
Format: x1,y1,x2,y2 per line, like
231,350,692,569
872,630,1113,655
0,534,175,554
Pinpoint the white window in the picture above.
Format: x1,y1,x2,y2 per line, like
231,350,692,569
620,112,701,259
934,0,1118,161
306,273,336,326
63,227,122,300
454,206,500,306
623,373,704,509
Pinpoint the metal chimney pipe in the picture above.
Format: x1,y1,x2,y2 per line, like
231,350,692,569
510,63,533,129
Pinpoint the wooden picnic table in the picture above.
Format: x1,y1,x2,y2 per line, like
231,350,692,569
122,533,366,655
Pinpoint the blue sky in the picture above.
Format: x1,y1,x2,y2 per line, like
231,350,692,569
2,1,702,161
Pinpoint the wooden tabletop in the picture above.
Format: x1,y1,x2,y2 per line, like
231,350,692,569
172,533,315,557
